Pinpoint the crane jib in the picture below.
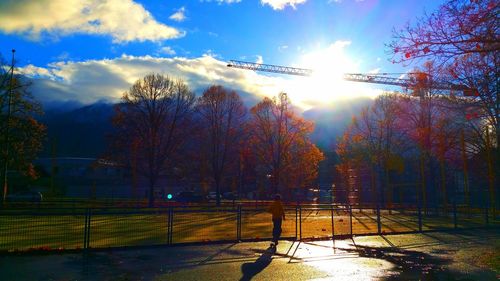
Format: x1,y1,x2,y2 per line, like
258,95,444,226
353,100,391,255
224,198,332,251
227,60,474,95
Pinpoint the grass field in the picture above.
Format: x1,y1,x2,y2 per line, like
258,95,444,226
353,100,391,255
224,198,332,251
0,206,498,252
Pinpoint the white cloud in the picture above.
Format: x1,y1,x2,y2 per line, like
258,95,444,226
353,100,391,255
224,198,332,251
201,0,242,4
329,0,365,3
0,0,182,43
169,7,186,22
261,0,307,10
278,45,289,52
20,54,285,106
256,55,264,64
159,46,176,55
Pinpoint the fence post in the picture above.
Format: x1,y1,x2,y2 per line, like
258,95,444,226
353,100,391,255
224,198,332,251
453,201,457,229
330,204,334,239
484,205,489,226
167,207,171,245
168,207,174,245
295,205,298,240
349,205,353,236
83,209,88,250
83,208,91,250
376,205,381,235
418,204,422,232
237,205,242,241
299,206,302,240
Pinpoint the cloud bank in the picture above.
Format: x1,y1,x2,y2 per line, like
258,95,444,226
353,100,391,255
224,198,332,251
0,0,182,43
19,41,383,110
21,54,286,107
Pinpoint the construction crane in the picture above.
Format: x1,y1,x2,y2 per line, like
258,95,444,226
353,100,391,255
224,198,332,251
226,60,476,96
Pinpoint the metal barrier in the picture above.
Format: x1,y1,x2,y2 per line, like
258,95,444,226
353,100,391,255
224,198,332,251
0,204,498,252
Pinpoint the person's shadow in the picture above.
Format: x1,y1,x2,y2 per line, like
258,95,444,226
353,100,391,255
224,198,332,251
240,246,276,281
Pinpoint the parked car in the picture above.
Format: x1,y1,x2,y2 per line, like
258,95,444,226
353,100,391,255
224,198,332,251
206,191,217,201
175,191,205,203
6,191,43,203
223,192,237,200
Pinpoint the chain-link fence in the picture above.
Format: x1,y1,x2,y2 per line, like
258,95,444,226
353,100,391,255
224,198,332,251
0,204,498,252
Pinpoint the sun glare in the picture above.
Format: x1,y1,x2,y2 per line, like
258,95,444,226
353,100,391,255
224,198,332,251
283,41,381,110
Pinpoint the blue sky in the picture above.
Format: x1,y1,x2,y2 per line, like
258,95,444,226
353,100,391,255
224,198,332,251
0,0,445,110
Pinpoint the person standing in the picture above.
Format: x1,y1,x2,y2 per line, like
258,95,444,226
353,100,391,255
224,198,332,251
268,194,285,247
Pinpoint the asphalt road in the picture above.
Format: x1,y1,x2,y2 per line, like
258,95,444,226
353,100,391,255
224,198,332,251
1,229,499,281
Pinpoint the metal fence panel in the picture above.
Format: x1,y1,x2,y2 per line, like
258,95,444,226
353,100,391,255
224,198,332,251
333,208,351,237
421,208,455,231
0,212,86,251
300,208,334,239
171,210,238,243
457,208,487,228
240,208,295,241
351,208,378,235
380,209,420,234
89,210,168,248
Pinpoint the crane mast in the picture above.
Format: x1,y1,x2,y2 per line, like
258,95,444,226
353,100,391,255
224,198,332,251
227,60,474,95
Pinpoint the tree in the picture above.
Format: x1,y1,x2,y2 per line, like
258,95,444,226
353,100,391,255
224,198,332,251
195,85,247,206
389,0,499,210
336,93,411,206
249,93,324,196
283,138,324,198
336,90,466,207
111,74,195,206
389,0,499,147
1,51,45,201
389,0,499,67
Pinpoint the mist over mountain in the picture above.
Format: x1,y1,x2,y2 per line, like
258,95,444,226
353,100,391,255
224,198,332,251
303,97,373,150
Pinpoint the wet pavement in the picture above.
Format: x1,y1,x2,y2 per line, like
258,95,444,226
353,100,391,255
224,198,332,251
1,229,499,280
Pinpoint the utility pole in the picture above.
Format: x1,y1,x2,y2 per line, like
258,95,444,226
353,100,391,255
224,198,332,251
2,49,15,203
460,129,469,208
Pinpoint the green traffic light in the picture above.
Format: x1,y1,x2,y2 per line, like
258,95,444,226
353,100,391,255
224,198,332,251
167,194,172,200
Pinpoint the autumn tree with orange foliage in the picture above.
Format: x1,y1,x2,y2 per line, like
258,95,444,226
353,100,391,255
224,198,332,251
195,85,247,206
1,69,45,201
249,93,323,198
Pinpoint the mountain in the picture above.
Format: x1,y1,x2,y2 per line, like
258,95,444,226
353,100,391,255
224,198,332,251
303,97,373,150
37,97,372,158
39,102,115,158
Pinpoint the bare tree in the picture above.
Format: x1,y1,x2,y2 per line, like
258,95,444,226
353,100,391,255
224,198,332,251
111,74,195,206
195,85,247,206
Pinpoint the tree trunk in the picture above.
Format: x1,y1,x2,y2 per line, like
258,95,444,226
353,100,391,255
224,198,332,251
215,181,221,207
148,178,156,207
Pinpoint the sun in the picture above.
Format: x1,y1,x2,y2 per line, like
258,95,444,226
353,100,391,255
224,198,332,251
283,41,380,109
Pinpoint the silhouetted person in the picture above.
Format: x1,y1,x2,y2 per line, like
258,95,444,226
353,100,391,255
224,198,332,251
267,194,285,247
